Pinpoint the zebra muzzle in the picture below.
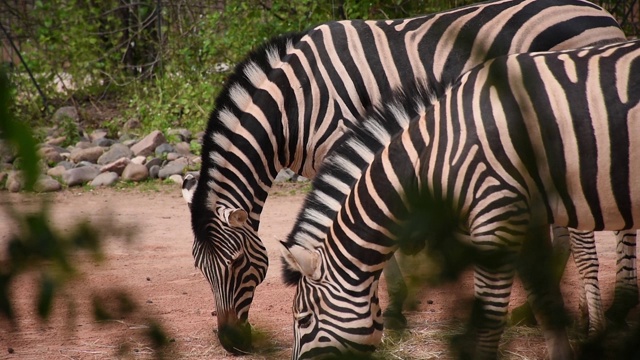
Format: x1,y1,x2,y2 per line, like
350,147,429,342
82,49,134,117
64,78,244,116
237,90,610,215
217,317,252,354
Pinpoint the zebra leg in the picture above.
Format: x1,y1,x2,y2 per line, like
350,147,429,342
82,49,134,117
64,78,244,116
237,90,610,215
510,225,571,327
382,253,408,330
518,225,572,360
605,230,638,328
463,259,517,360
569,229,605,337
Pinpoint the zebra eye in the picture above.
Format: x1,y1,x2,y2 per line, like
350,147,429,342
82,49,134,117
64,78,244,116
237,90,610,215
297,313,313,329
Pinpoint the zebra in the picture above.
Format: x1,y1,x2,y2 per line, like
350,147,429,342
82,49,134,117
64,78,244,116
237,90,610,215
281,38,640,360
185,0,626,353
561,228,637,334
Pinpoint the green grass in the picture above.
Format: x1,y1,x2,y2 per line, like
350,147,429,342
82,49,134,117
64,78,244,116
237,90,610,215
269,180,313,197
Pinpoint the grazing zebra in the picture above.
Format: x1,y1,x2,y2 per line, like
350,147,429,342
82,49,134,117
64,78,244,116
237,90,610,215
185,0,626,353
281,39,640,360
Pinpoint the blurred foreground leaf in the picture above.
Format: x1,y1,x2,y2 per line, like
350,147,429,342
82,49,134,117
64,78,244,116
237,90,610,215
0,68,173,358
0,71,39,191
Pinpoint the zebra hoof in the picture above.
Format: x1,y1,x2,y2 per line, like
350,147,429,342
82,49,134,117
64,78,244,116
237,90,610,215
218,323,252,354
383,309,407,330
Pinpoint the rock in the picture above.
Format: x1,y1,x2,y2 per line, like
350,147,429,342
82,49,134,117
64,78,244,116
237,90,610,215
59,151,71,160
47,165,68,178
145,157,163,170
69,146,104,164
75,161,98,168
62,166,101,186
45,135,67,146
149,165,160,179
119,133,136,143
168,157,188,165
168,174,183,184
6,171,21,192
11,157,23,170
166,153,181,161
158,162,186,179
56,161,74,170
35,175,62,192
39,145,64,165
95,138,116,147
122,163,149,182
155,143,174,157
74,141,93,150
100,157,130,176
174,142,192,156
51,106,79,124
194,131,205,142
0,172,7,188
123,118,141,131
91,172,119,187
275,168,295,182
0,141,15,164
167,128,192,142
90,129,108,142
97,143,133,165
131,156,146,165
122,139,137,147
214,62,230,72
130,130,166,157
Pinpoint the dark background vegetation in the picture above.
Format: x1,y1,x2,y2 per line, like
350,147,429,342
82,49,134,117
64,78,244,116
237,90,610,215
1,0,638,139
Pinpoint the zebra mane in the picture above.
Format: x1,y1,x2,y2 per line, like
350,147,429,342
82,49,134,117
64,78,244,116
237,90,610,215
198,30,307,177
193,31,308,216
282,81,434,286
190,31,307,237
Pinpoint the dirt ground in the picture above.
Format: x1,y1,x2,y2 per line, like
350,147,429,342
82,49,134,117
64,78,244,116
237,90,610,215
0,184,636,359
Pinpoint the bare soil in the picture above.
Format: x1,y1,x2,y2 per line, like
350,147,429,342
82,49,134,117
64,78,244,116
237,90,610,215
0,184,635,359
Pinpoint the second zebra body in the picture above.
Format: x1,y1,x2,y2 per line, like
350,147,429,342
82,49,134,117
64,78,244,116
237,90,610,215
282,39,640,359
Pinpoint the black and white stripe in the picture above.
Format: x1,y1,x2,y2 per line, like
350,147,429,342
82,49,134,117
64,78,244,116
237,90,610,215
282,39,640,359
186,0,626,353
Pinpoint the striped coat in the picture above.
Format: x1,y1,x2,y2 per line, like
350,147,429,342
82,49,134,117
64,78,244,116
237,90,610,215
282,39,640,359
186,0,626,353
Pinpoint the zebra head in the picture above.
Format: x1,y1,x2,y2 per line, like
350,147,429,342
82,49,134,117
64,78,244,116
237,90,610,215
281,243,383,359
183,174,269,354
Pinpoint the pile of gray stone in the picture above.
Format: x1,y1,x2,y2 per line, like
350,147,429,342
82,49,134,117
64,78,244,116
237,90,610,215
1,107,202,193
1,106,310,193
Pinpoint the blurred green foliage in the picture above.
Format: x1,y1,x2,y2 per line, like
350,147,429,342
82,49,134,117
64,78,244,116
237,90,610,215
0,71,39,191
0,69,171,358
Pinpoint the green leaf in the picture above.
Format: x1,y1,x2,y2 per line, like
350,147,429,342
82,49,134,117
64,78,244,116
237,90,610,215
37,275,55,319
0,71,40,191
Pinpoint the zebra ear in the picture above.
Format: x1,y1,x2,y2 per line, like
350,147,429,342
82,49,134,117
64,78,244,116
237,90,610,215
216,207,249,227
280,243,321,281
227,209,248,227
